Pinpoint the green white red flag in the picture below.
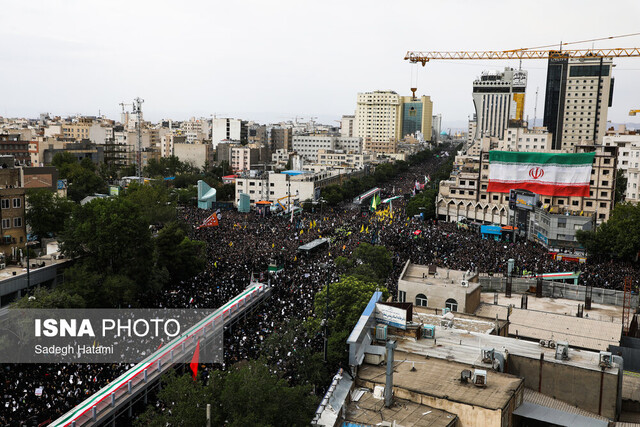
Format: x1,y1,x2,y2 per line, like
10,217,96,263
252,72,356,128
487,151,595,197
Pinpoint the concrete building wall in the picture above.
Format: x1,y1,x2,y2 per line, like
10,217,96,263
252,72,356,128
357,378,508,427
340,115,355,138
397,277,481,314
507,354,618,420
173,142,212,170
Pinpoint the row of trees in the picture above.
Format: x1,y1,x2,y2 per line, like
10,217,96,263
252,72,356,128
51,152,236,204
17,183,205,308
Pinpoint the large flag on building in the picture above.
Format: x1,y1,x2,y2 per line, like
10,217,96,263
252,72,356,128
487,151,595,197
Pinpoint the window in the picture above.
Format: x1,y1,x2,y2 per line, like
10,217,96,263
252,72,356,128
0,199,8,209
445,298,458,312
1,218,9,229
12,198,20,208
13,217,22,228
572,200,579,206
586,201,593,207
600,191,608,197
600,202,607,208
557,219,566,228
415,294,428,307
398,290,406,303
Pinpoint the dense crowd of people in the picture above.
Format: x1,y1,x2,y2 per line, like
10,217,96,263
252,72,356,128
2,148,639,425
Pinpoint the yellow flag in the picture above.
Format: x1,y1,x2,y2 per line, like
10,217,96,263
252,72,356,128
365,226,369,233
360,225,364,233
294,256,297,261
229,241,233,247
300,229,304,235
342,245,346,250
214,261,217,268
272,243,275,248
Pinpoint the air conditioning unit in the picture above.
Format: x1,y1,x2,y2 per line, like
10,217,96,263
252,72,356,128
599,351,612,368
422,324,435,339
555,341,569,360
375,324,387,341
473,369,487,387
481,348,495,364
460,369,473,383
443,307,451,315
461,280,469,287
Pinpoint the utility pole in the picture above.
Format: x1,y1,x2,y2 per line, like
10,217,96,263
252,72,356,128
323,279,330,363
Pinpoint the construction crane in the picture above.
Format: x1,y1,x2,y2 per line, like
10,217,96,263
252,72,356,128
405,47,640,66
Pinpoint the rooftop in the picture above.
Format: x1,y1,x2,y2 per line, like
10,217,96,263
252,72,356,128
344,388,457,427
394,325,619,375
475,301,621,351
357,350,523,411
400,264,480,291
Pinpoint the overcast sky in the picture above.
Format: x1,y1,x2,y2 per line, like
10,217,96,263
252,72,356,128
2,0,640,130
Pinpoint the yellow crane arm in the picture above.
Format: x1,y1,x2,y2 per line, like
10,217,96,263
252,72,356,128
405,48,640,66
630,110,640,116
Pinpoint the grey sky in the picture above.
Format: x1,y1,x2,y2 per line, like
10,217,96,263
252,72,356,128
2,0,640,130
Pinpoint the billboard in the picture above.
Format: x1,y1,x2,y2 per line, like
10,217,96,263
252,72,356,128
509,189,537,211
375,303,407,329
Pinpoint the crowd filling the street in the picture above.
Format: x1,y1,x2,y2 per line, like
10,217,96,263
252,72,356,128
1,149,639,426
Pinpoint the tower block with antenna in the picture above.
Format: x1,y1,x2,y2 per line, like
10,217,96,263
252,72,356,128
133,97,144,183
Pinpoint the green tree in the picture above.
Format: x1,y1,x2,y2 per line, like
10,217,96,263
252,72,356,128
615,169,628,205
122,182,176,225
25,189,75,239
334,243,393,283
309,276,388,337
60,197,154,303
136,362,318,427
406,188,438,219
576,202,640,260
12,287,85,308
136,370,213,427
155,222,205,283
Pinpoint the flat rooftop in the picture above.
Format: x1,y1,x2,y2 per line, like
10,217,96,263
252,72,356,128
344,388,457,427
414,309,497,334
401,264,480,291
479,293,623,322
357,350,523,411
475,302,621,351
394,326,619,375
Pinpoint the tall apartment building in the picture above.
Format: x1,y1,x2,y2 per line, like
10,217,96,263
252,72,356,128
0,134,31,165
603,131,640,204
340,115,356,137
355,90,402,154
472,68,527,140
292,134,362,161
212,118,248,148
270,127,292,152
432,114,442,143
543,53,613,150
400,95,433,141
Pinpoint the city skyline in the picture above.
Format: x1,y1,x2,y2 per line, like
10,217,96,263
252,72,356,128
2,0,640,130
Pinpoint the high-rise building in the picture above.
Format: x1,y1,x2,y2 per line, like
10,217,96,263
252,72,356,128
355,90,402,153
472,68,527,140
270,127,292,151
355,90,434,153
340,115,356,138
543,53,613,150
212,118,248,148
400,95,433,141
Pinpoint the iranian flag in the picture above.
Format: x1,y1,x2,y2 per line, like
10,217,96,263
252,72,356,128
487,151,595,197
